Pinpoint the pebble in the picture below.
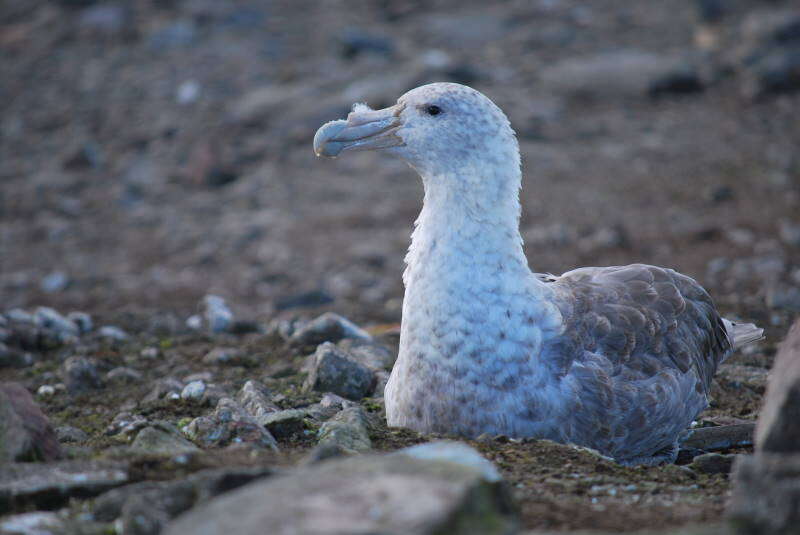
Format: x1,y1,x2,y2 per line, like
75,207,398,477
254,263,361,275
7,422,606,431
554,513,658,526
203,347,245,365
55,425,89,443
236,380,280,419
37,385,56,397
98,325,129,342
765,284,800,312
289,312,372,347
61,356,104,394
181,380,207,402
303,342,375,400
203,295,234,334
33,307,79,336
260,409,308,439
317,406,372,454
338,28,394,59
131,424,201,456
40,271,70,293
689,452,737,474
67,311,93,333
140,346,160,360
106,366,143,385
779,220,800,247
183,398,278,451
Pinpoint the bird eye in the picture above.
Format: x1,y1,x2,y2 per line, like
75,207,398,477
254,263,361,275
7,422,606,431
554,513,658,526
424,105,442,116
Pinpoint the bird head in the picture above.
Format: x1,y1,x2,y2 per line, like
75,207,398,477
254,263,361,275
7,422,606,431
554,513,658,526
314,83,519,179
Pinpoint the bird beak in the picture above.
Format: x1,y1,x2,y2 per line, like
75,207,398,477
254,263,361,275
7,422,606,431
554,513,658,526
314,104,405,158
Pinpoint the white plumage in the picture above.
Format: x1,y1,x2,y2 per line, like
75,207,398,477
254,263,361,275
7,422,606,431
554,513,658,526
314,82,762,464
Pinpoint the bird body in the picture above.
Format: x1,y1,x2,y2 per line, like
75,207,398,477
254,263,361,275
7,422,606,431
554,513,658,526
314,82,762,464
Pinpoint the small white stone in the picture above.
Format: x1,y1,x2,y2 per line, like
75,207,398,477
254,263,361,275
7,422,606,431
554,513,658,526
181,380,206,402
186,314,203,330
140,347,160,360
37,385,56,397
177,80,200,104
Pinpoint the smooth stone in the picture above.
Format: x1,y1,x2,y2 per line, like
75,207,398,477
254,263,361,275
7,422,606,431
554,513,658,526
164,451,516,535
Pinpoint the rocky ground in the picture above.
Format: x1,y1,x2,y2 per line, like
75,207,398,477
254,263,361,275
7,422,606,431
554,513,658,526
2,0,800,533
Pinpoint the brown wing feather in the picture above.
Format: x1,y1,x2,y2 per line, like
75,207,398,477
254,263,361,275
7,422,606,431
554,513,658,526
551,264,731,394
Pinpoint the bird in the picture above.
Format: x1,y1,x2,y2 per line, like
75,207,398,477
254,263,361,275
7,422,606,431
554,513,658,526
313,82,763,465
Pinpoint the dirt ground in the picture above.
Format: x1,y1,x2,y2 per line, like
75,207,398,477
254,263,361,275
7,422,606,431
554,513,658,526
2,0,800,532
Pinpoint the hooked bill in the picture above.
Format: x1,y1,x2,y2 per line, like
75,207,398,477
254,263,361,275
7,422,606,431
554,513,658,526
313,119,348,158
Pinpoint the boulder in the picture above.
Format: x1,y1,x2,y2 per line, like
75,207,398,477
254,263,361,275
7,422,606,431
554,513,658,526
164,443,516,535
728,453,800,534
0,382,61,462
756,320,800,453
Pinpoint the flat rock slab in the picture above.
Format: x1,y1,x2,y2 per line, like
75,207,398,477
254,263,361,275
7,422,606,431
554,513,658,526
165,447,517,535
755,319,800,453
0,460,128,513
680,423,754,451
728,453,800,534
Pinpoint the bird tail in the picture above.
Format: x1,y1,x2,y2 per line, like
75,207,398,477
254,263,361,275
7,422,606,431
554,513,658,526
722,318,764,350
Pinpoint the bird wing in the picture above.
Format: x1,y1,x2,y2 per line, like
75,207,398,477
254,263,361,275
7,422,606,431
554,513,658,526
548,263,731,392
537,264,732,461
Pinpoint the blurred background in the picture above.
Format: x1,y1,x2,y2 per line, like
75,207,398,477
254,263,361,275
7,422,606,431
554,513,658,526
2,0,799,335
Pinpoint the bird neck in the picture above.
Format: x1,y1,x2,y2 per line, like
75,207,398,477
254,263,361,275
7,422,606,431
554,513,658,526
403,165,533,290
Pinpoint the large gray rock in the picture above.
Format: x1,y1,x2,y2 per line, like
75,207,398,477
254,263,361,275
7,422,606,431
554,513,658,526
756,320,800,453
303,342,375,400
0,460,128,514
0,382,62,462
164,445,516,535
728,453,800,534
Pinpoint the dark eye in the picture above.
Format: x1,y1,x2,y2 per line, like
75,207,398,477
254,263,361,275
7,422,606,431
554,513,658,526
425,105,442,116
